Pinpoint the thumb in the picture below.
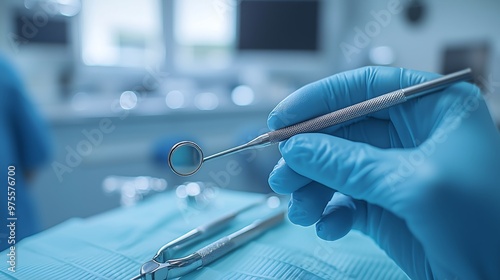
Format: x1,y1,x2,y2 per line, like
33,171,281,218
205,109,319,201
280,133,419,211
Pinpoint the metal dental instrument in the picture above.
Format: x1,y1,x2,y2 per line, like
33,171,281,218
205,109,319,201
152,194,276,263
130,209,285,280
168,68,472,176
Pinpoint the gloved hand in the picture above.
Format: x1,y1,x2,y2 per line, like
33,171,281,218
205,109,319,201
268,66,500,279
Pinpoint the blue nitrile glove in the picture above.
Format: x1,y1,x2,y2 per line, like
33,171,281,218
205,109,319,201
268,66,500,279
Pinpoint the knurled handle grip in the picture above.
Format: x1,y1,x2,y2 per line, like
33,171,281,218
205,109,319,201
268,89,407,143
196,211,285,265
197,236,234,265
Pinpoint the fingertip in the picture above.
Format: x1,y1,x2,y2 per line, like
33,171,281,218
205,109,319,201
267,95,303,130
315,222,331,240
268,157,312,194
267,110,285,131
287,183,335,226
279,135,314,161
316,210,353,241
315,194,356,241
316,211,354,241
270,157,285,173
288,205,312,226
268,175,288,195
268,158,288,195
280,134,341,182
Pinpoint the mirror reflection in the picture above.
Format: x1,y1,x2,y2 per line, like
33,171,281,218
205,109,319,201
168,141,204,176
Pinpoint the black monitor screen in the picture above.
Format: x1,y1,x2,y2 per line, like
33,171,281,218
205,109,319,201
15,12,68,45
442,42,490,90
237,0,319,51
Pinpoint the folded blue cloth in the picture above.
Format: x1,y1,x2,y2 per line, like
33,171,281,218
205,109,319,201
0,189,407,279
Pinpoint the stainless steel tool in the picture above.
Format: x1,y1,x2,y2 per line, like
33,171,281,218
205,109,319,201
168,68,472,176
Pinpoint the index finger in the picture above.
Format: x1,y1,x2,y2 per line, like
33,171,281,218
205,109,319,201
267,66,439,131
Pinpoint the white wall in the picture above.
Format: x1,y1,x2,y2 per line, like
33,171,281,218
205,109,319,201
340,0,500,122
342,0,500,71
0,0,73,107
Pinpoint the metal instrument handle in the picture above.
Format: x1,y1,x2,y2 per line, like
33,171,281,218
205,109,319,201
196,211,285,265
268,90,407,143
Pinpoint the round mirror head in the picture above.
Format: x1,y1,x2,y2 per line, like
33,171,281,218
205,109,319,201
168,141,204,176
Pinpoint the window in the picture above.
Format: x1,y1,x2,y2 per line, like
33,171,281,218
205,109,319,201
80,0,164,67
173,0,236,69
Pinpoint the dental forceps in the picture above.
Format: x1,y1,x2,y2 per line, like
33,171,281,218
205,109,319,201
131,197,285,280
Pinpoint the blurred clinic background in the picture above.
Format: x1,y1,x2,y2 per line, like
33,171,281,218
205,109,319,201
1,0,499,233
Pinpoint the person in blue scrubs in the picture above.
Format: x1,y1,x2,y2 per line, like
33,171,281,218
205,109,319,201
0,55,51,251
269,67,500,279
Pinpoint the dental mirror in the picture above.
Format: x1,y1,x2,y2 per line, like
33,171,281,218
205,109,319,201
168,69,472,177
168,141,204,176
